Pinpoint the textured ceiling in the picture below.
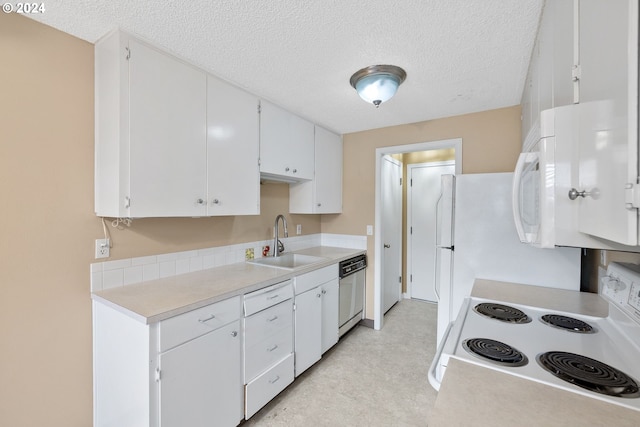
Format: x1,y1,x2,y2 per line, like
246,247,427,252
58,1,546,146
26,0,544,134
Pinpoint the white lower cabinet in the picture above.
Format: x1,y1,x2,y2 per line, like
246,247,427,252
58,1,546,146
243,281,294,419
293,264,339,376
93,296,243,427
159,321,242,427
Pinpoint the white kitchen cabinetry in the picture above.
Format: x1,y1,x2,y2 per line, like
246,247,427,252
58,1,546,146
293,264,339,376
259,100,314,182
207,75,260,215
93,296,243,427
243,280,294,419
520,0,574,148
573,0,639,245
95,30,207,217
290,126,343,214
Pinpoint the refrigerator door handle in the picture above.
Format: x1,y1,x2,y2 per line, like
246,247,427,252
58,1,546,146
434,191,444,247
512,152,537,243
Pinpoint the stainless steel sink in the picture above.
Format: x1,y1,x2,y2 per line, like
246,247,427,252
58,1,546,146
247,253,327,270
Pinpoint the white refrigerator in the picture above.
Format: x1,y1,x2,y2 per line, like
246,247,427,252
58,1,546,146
434,173,582,346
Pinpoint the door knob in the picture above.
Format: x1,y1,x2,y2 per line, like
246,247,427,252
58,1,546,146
384,244,391,248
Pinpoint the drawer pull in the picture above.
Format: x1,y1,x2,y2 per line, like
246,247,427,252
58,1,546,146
267,315,279,322
266,294,280,300
269,375,280,384
198,314,216,323
267,344,279,352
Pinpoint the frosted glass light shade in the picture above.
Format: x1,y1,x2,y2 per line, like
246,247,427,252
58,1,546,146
350,65,406,107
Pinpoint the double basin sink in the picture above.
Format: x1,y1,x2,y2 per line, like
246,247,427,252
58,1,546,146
247,253,327,270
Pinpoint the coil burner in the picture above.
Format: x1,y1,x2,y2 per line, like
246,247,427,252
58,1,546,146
473,303,532,324
540,314,595,333
537,351,640,398
462,338,528,367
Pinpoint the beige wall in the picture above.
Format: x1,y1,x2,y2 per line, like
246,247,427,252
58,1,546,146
321,106,522,317
0,14,319,427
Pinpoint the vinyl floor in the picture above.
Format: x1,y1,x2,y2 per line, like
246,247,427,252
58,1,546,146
242,299,439,427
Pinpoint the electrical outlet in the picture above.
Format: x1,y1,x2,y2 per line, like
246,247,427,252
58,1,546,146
296,224,302,235
367,225,373,236
95,238,110,259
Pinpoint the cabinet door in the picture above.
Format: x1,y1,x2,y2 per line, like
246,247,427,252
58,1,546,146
320,279,339,354
260,101,314,180
207,75,260,215
294,287,321,376
314,127,343,213
158,320,242,427
575,0,639,245
128,39,207,217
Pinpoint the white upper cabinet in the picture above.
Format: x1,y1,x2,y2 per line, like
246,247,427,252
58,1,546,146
95,31,207,218
207,75,260,215
95,30,262,218
573,0,639,245
259,100,314,181
520,0,574,147
290,126,343,214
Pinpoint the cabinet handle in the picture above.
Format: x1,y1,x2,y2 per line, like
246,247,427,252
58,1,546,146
269,375,280,384
198,314,216,323
267,344,278,352
212,199,220,205
266,294,280,300
267,315,279,322
231,331,238,337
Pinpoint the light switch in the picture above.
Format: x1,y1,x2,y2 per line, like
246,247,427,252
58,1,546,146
366,225,373,236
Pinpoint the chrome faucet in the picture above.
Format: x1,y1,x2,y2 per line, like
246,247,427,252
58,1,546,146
273,214,288,257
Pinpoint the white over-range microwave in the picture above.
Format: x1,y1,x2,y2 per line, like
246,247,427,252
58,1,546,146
512,105,638,251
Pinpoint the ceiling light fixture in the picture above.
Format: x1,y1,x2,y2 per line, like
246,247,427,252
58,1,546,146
350,64,407,108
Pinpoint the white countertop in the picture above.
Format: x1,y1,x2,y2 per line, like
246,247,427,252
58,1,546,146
91,246,364,324
429,279,639,426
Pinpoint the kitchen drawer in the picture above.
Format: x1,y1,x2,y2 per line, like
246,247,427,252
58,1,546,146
159,296,241,352
244,327,293,382
244,299,293,349
245,353,294,419
244,280,293,316
294,264,337,295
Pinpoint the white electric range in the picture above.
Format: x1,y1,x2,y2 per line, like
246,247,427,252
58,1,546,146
429,262,640,413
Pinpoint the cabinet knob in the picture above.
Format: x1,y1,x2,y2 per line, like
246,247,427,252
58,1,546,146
196,198,205,205
212,199,220,205
317,203,322,207
317,293,322,298
285,167,290,172
568,188,598,200
231,331,238,337
321,289,327,294
292,169,297,173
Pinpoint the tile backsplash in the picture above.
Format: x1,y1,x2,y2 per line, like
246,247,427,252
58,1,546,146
90,233,366,292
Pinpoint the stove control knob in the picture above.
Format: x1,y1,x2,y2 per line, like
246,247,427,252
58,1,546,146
602,276,626,292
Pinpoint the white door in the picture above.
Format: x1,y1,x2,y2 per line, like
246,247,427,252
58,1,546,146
128,39,207,217
320,279,339,354
381,156,402,314
206,75,260,215
575,0,639,245
408,162,455,302
294,287,321,376
159,321,242,427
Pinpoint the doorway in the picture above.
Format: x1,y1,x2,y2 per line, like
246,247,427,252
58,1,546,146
381,155,402,314
374,139,462,330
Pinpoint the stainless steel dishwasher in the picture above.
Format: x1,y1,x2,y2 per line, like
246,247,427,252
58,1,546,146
338,254,367,337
